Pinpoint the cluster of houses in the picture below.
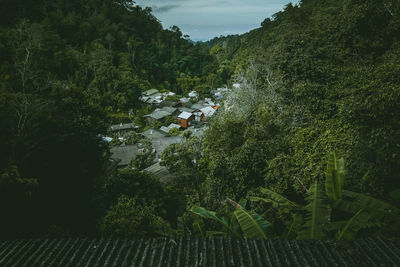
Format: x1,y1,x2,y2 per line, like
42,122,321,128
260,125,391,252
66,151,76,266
140,88,219,132
108,86,231,175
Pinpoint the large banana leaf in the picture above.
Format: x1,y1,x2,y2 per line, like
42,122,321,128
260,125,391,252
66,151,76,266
337,209,366,240
192,220,204,238
190,206,241,238
233,208,270,239
325,152,345,201
336,190,400,222
298,181,331,239
250,187,301,211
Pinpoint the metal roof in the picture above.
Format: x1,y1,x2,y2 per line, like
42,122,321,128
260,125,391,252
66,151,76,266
110,123,137,131
200,106,216,117
110,144,139,166
160,106,177,114
178,111,193,120
191,103,206,111
179,107,195,113
144,110,171,120
143,89,159,96
141,129,166,140
0,237,398,266
144,162,175,183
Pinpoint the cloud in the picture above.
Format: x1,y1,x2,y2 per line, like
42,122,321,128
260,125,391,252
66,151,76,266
135,0,299,40
151,4,180,13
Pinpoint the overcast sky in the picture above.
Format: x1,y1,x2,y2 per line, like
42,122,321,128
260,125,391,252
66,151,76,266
135,0,299,41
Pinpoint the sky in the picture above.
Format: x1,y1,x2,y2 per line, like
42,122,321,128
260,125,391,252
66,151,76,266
135,0,299,41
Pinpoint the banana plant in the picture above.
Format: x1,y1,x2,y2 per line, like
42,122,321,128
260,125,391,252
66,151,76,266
191,199,271,239
252,152,400,240
190,206,241,238
297,181,331,239
325,152,345,201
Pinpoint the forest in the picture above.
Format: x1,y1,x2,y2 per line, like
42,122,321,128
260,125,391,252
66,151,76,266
0,0,399,240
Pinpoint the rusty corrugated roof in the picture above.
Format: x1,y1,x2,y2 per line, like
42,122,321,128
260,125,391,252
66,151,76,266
0,237,399,266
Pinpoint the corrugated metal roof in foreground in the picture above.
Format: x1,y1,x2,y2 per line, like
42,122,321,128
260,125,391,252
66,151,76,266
0,237,399,266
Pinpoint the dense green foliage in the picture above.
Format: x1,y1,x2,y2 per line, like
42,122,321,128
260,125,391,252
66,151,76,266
195,0,400,205
0,0,215,237
178,0,400,238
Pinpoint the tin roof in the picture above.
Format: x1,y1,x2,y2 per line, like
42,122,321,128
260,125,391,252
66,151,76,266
0,237,398,266
110,123,137,131
143,88,159,96
110,144,139,166
178,111,193,120
200,106,216,117
144,110,171,120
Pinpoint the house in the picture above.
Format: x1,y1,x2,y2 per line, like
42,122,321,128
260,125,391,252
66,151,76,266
204,98,215,106
139,96,150,103
178,107,195,113
160,106,179,116
143,88,159,96
190,103,205,111
109,122,138,136
188,91,199,98
144,110,171,125
160,100,180,108
110,144,140,166
144,106,179,125
200,106,216,121
177,111,194,128
141,128,166,140
143,162,176,183
160,123,181,134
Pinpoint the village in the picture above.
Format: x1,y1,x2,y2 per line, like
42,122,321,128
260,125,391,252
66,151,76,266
105,85,236,179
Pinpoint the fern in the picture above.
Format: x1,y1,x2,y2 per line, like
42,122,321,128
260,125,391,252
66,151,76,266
325,152,345,201
298,181,331,239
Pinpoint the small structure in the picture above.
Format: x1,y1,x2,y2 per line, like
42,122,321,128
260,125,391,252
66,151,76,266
191,103,205,111
160,123,181,134
160,106,179,116
109,122,138,136
102,136,113,143
110,144,139,166
200,106,216,120
143,89,159,96
144,106,178,125
204,98,215,106
160,100,180,108
188,91,199,99
179,97,190,104
143,162,175,183
141,129,166,140
144,110,171,124
178,107,195,113
177,111,194,128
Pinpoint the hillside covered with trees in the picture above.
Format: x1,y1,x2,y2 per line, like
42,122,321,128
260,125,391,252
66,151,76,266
0,0,399,240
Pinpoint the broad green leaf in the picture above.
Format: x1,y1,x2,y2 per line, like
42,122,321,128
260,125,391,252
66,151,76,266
233,208,270,239
299,181,330,239
325,152,345,201
190,206,241,238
